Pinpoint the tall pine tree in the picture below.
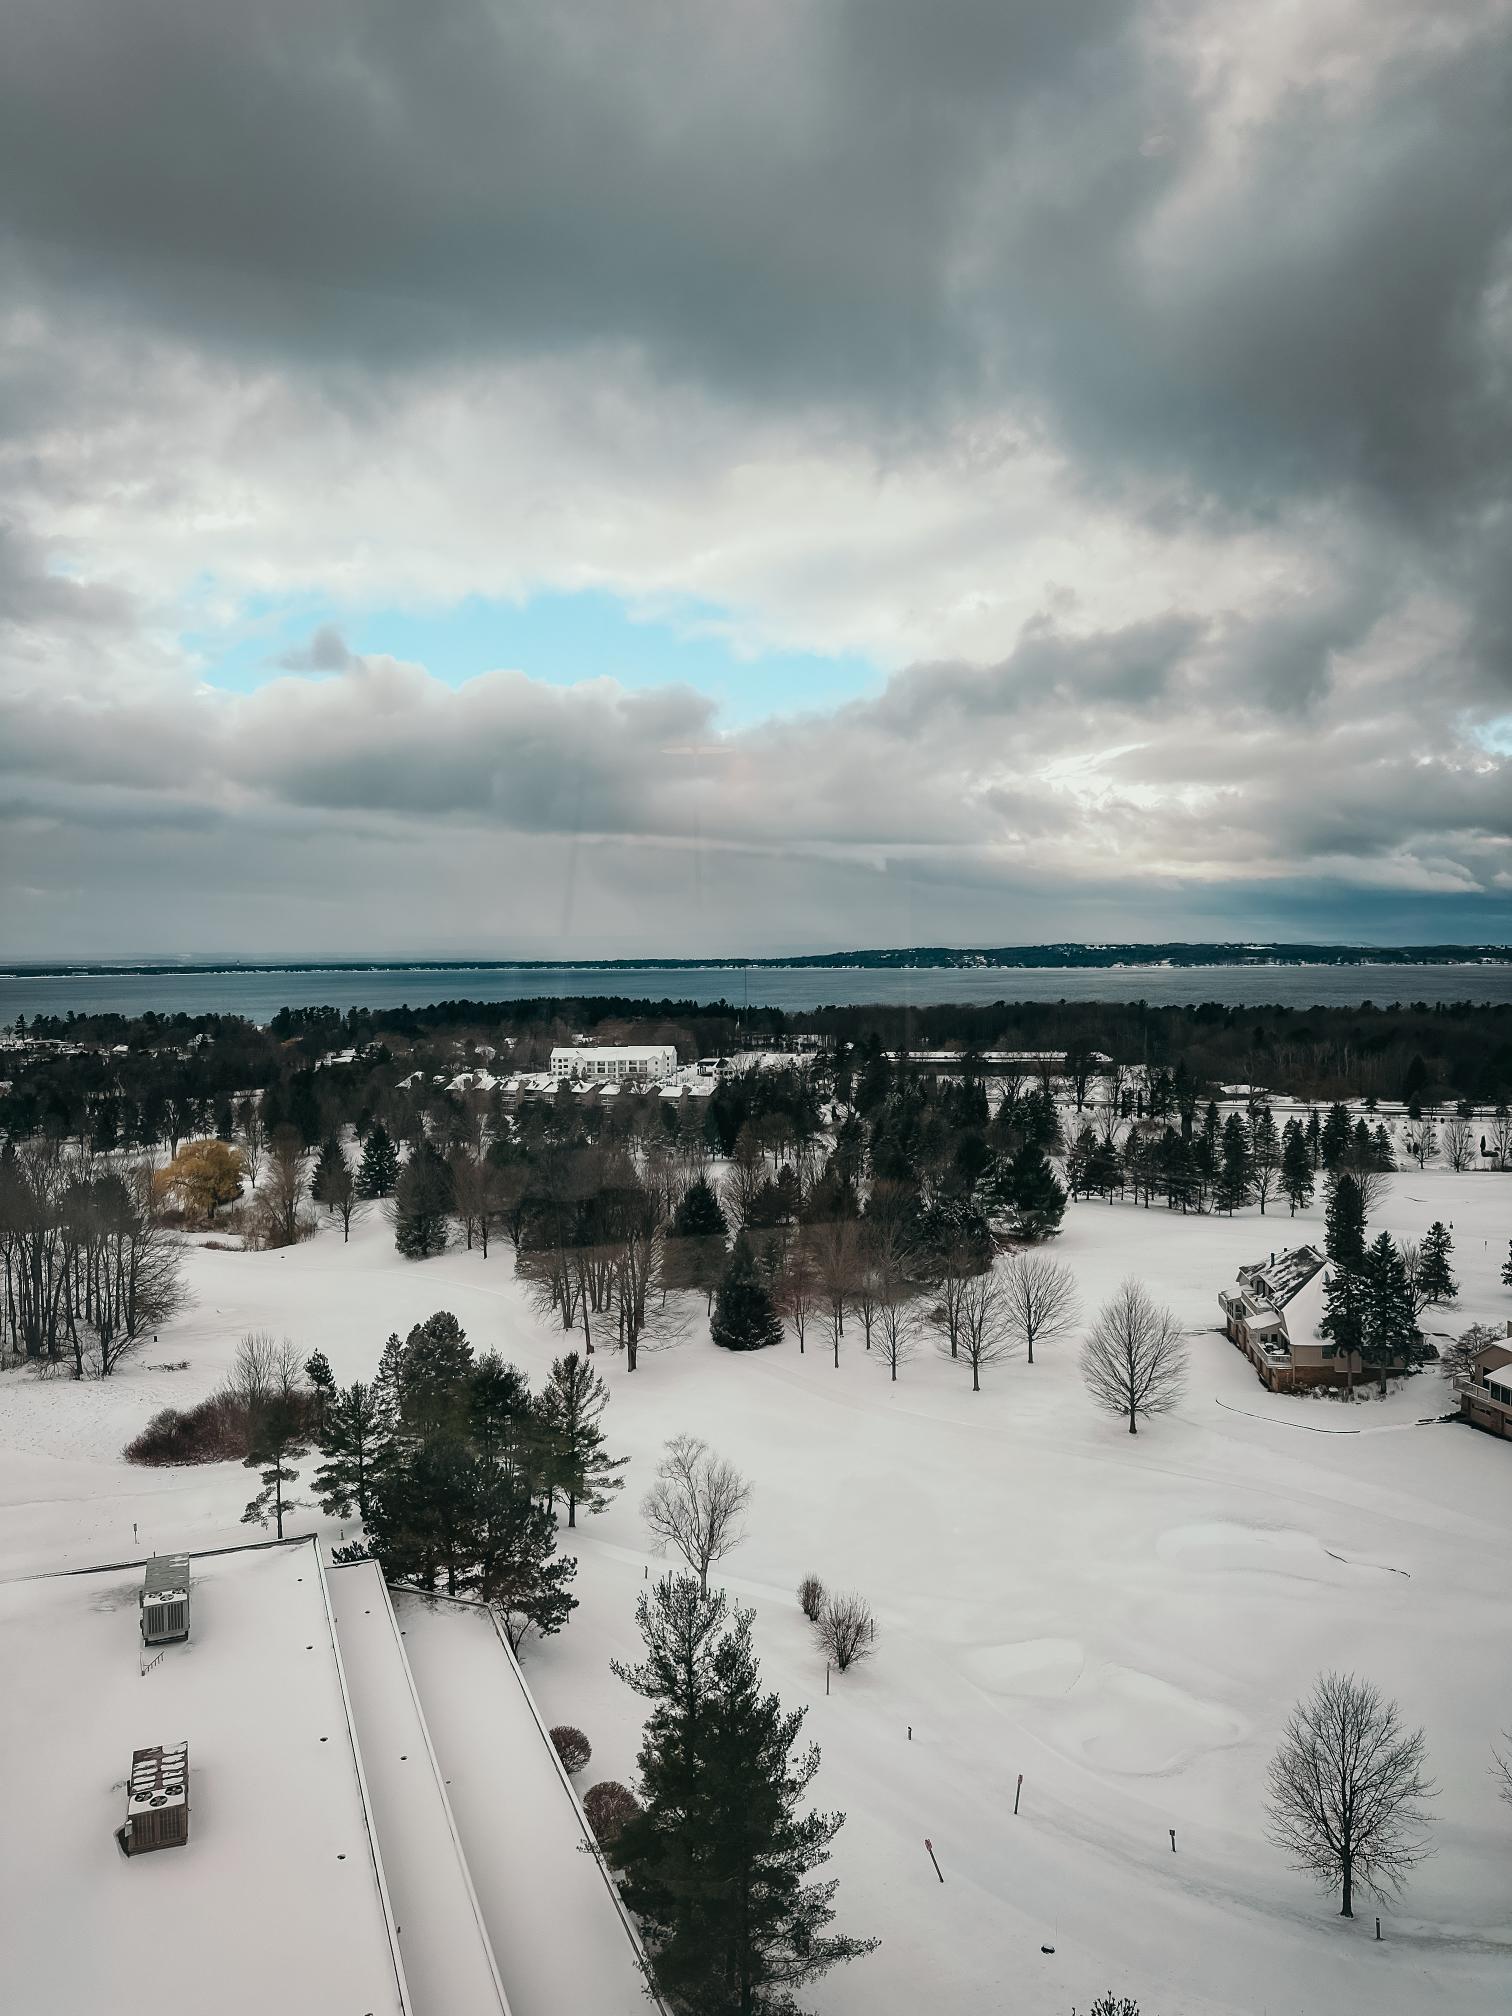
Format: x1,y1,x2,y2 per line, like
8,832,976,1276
313,1379,388,1522
1360,1231,1418,1391
538,1351,627,1527
1280,1119,1314,1215
612,1575,877,2016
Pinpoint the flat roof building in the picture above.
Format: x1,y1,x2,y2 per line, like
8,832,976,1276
550,1044,678,1084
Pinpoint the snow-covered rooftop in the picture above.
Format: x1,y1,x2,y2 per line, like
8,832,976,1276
395,1591,657,2016
330,1562,510,2016
0,1539,409,2016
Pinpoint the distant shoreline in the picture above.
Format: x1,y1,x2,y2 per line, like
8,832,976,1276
6,944,1510,981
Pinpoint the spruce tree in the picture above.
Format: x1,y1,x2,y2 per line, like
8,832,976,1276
399,1309,474,1442
1280,1119,1314,1215
1325,1172,1367,1269
1318,1262,1367,1394
313,1379,388,1522
356,1123,400,1198
1004,1141,1067,1239
673,1177,729,1239
1215,1112,1253,1215
711,1232,785,1353
1502,1239,1512,1290
1417,1222,1458,1305
1360,1231,1418,1391
1320,1103,1352,1171
394,1140,454,1258
613,1575,877,2016
538,1351,628,1527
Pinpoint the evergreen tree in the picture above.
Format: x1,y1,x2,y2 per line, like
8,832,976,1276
1318,1262,1367,1394
399,1309,474,1443
1215,1112,1253,1215
313,1379,388,1521
1360,1231,1418,1391
1417,1221,1458,1305
471,1458,578,1650
1320,1103,1352,1171
469,1352,537,1483
673,1177,729,1239
711,1232,785,1353
1250,1105,1280,1213
356,1123,400,1199
240,1395,309,1540
538,1351,627,1528
394,1139,454,1258
612,1575,877,2016
1002,1141,1067,1240
1502,1239,1512,1290
1065,1125,1097,1201
1325,1173,1367,1270
1280,1119,1314,1215
1305,1108,1322,1168
305,1348,336,1434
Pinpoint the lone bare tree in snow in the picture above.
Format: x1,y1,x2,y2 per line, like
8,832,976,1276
1266,1671,1434,1918
641,1434,751,1598
1080,1278,1186,1433
814,1590,876,1671
1001,1251,1080,1366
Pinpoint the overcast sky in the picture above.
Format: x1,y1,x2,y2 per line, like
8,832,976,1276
3,0,1511,959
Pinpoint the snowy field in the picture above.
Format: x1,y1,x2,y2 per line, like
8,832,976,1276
2,1170,1510,2015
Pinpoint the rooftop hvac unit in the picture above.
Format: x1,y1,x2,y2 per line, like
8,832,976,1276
125,1743,190,1855
140,1555,191,1645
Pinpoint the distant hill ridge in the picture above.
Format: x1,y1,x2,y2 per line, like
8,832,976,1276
5,942,1509,978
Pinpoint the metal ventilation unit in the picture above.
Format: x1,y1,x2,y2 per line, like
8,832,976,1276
140,1555,191,1645
125,1743,190,1854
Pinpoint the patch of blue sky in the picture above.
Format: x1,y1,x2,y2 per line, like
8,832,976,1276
184,584,882,726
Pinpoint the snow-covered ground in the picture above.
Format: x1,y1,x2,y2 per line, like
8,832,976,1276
2,1171,1510,2015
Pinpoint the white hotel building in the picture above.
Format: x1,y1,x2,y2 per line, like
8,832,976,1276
550,1044,679,1085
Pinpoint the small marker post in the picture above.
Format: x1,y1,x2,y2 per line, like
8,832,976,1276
924,1838,944,1883
1375,1917,1381,1942
826,1663,831,1697
1169,1828,1177,1853
908,1725,912,1741
1014,1773,1023,1816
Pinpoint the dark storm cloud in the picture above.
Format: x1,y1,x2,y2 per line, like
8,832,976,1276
4,1,1509,531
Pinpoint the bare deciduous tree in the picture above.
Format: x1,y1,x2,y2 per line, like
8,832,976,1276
1001,1251,1080,1367
1440,1117,1474,1173
946,1266,1018,1391
1266,1671,1435,1918
641,1433,751,1598
871,1276,923,1381
798,1574,825,1621
814,1590,876,1672
1493,1733,1512,1809
1080,1278,1186,1434
777,1237,818,1355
